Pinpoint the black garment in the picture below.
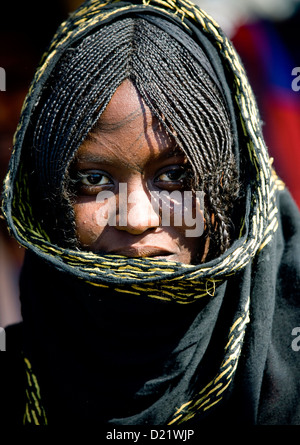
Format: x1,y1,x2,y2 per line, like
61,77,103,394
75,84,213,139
1,0,300,426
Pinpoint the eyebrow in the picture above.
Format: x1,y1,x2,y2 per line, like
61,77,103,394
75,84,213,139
73,153,117,166
166,147,186,158
74,146,185,166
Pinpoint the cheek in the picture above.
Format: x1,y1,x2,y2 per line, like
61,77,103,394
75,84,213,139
73,199,111,247
172,227,200,256
166,197,205,263
166,193,205,238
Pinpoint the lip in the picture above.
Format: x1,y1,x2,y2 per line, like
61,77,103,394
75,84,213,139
108,245,174,258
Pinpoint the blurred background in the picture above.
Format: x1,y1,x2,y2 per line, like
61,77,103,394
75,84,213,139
0,0,299,327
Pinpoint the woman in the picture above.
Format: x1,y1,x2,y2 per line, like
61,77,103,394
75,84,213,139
2,0,300,426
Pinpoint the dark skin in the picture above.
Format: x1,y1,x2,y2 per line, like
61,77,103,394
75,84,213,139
72,80,209,264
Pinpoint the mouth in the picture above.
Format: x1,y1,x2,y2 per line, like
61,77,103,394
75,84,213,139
108,246,174,258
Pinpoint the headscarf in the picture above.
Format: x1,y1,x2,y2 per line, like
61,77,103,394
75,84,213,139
2,0,300,426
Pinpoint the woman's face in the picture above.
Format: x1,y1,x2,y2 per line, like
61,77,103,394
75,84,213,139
72,80,207,264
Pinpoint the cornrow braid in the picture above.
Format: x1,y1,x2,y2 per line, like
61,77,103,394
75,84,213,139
26,16,240,260
128,19,239,257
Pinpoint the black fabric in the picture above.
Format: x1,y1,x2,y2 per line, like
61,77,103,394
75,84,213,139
19,252,219,424
17,249,251,425
6,191,300,425
0,323,25,426
1,0,300,427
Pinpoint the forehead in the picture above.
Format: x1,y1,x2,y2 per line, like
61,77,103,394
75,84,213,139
76,79,183,166
98,79,144,126
89,78,161,138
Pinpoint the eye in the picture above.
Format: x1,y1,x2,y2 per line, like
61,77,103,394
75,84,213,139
155,166,188,185
78,171,111,187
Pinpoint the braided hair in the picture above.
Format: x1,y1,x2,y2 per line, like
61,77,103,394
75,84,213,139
27,16,240,261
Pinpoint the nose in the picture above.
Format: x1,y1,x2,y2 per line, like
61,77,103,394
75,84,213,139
116,182,160,235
